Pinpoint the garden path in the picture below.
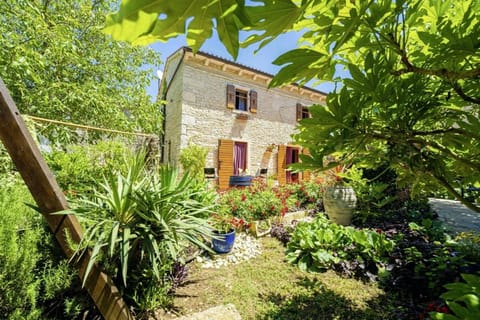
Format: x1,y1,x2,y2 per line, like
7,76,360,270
429,198,480,234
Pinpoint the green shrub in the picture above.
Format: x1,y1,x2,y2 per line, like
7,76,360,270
430,273,480,320
286,215,394,280
452,232,480,263
45,140,133,195
0,183,42,319
64,153,214,314
0,181,91,319
179,142,209,180
344,166,403,223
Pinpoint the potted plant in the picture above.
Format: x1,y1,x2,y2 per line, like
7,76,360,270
321,164,357,225
209,210,244,253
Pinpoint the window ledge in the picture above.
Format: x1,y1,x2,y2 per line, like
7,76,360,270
232,109,250,119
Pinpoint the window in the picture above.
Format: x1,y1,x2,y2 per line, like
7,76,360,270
301,107,310,119
235,89,248,111
296,103,311,121
226,84,257,113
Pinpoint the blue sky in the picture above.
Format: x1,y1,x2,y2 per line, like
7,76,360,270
146,32,338,99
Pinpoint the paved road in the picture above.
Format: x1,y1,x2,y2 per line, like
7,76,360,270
429,198,480,234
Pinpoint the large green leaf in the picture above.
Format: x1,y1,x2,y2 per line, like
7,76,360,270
104,0,247,58
242,0,304,50
270,48,331,87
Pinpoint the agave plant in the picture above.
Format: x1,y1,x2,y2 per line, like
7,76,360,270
62,153,214,289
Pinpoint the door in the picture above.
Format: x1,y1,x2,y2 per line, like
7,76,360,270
233,141,247,175
218,140,248,190
277,145,301,185
286,146,299,183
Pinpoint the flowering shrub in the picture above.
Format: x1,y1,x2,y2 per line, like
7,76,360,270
218,186,283,221
209,211,246,233
217,179,322,225
217,179,323,223
278,180,323,210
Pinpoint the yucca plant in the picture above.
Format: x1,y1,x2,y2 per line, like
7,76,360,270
62,152,215,310
65,153,145,286
133,165,214,280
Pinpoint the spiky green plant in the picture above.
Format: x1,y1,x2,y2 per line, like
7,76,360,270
62,153,214,310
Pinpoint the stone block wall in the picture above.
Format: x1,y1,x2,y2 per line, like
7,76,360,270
162,49,325,178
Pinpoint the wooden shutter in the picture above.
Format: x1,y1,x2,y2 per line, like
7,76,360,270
296,103,303,121
302,148,311,181
277,145,287,185
249,90,257,113
226,84,235,109
218,139,234,190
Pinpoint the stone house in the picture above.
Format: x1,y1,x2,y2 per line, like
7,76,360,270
159,47,326,190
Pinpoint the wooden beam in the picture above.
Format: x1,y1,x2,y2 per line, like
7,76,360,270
0,78,132,320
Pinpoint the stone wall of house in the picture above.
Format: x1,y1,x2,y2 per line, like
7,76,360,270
163,59,184,165
170,57,323,177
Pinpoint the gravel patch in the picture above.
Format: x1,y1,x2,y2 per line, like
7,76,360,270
196,233,261,269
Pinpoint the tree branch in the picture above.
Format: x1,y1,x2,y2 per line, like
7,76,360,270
451,81,480,105
392,65,480,80
412,128,480,140
388,35,480,81
409,137,480,172
431,173,480,213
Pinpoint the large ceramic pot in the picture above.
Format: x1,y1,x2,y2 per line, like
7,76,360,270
323,185,357,225
212,229,236,253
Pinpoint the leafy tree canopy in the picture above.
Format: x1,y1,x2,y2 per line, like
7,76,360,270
1,0,162,139
105,0,480,211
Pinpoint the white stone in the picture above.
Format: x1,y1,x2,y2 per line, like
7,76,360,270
199,233,262,269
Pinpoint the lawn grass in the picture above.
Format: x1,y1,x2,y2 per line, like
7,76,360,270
157,237,396,319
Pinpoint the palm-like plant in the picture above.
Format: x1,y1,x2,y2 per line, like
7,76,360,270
133,165,213,281
63,153,214,290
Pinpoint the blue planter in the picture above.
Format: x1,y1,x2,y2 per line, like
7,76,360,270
229,175,253,187
212,229,236,253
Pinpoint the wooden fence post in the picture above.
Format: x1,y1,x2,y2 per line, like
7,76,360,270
0,78,133,319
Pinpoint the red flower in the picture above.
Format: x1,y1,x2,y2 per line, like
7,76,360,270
241,194,247,201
